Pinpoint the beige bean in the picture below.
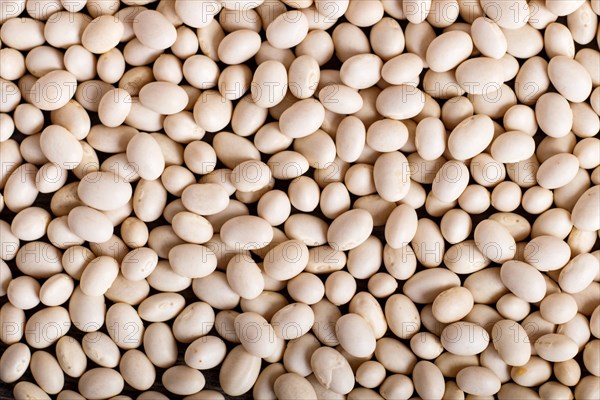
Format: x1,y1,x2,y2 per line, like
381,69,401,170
133,10,176,50
234,312,277,359
82,15,124,54
327,209,373,251
219,345,262,396
311,346,355,395
376,84,425,120
501,260,547,302
0,343,30,383
184,335,227,370
375,337,417,374
336,313,376,358
265,10,309,50
432,286,474,323
193,271,240,310
38,273,74,307
385,294,421,339
535,333,579,362
523,235,571,271
119,350,155,391
226,255,264,300
13,382,50,400
279,99,325,139
535,93,573,138
441,321,490,356
537,153,580,189
162,366,206,396
274,373,318,400
272,303,314,340
457,366,501,397
559,252,598,294
82,331,120,368
105,303,144,349
571,185,600,232
55,336,87,378
426,30,473,72
172,302,215,344
413,360,446,400
138,292,185,322
548,56,593,103
25,306,71,349
78,368,124,400
181,183,230,216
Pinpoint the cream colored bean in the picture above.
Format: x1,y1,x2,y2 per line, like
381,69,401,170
457,366,501,397
311,346,355,395
412,361,445,400
39,273,74,307
234,312,277,358
184,335,227,370
117,350,155,391
137,293,185,322
68,286,105,333
449,115,495,160
523,235,571,271
265,10,308,49
25,306,71,349
272,303,314,340
535,93,573,138
571,185,600,232
226,255,264,300
537,153,580,189
55,336,87,378
139,81,188,116
374,338,418,375
11,207,51,241
221,215,273,250
0,260,12,297
162,366,206,396
559,252,598,294
441,321,490,356
105,303,144,349
426,31,473,72
377,84,425,120
78,368,124,400
77,171,132,211
82,331,120,368
432,287,474,323
7,276,40,310
82,15,124,54
181,183,230,216
79,256,119,296
29,70,78,112
373,151,411,202
385,294,421,339
327,209,373,251
193,272,241,310
133,10,176,50
67,206,113,244
336,313,376,358
172,302,215,344
168,244,217,279
535,333,579,362
501,260,547,302
0,343,30,383
219,345,262,396
13,382,50,400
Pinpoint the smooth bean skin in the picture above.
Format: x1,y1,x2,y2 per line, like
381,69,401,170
219,345,262,397
1,0,599,396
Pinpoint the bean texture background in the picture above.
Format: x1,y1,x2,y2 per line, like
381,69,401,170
0,0,599,399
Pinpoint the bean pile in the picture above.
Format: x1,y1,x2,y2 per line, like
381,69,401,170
0,0,599,399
